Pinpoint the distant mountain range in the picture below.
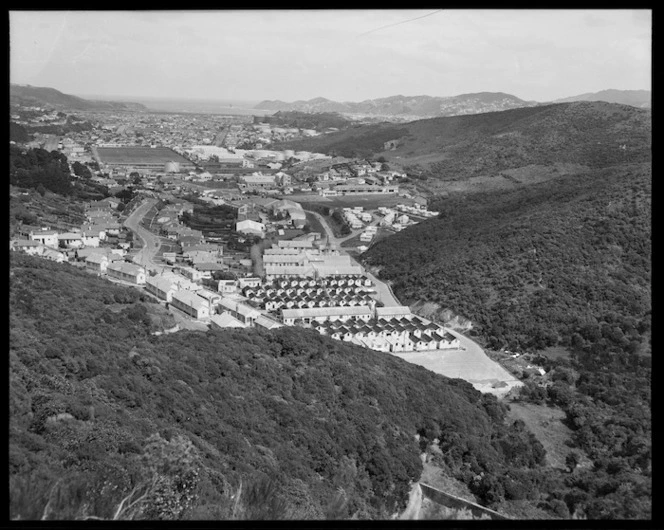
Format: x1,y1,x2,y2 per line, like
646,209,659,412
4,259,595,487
553,89,651,108
256,92,540,118
256,90,651,118
10,84,148,112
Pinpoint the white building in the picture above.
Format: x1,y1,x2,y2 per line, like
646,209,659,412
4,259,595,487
145,276,178,302
219,298,261,327
236,219,265,238
281,305,372,326
210,312,246,329
171,290,210,319
106,262,146,284
85,254,109,274
29,230,59,248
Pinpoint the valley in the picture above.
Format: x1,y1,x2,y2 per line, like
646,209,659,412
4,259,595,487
9,83,651,521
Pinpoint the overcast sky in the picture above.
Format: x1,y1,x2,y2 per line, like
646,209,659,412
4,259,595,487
10,9,652,103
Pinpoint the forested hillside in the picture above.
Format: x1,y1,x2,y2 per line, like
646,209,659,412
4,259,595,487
256,111,352,130
10,145,110,201
362,162,651,518
10,253,552,520
363,163,651,353
276,102,651,186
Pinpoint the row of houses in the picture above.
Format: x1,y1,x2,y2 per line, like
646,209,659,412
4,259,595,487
281,304,461,353
318,317,460,353
10,240,67,262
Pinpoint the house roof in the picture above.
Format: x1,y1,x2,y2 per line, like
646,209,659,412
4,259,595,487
193,262,225,271
376,306,412,317
107,262,145,276
281,305,372,319
85,254,109,264
173,289,208,308
210,312,246,328
255,315,283,329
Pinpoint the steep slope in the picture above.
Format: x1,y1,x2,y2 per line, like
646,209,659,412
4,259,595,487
10,253,550,520
363,164,651,351
10,84,147,111
361,163,652,519
554,89,651,108
255,92,538,118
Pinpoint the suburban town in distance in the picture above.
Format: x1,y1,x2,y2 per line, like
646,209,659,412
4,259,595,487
10,9,651,523
10,103,482,365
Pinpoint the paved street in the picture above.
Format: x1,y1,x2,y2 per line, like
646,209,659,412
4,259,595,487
123,198,161,272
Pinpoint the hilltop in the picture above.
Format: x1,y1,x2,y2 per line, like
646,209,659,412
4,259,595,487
256,92,538,118
10,84,147,112
10,252,556,520
554,89,651,109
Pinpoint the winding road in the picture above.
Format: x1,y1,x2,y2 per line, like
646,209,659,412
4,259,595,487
123,198,161,273
311,209,521,396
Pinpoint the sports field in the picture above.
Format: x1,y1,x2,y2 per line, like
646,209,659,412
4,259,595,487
96,147,193,165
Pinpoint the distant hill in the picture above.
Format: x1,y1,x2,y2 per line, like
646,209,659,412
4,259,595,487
553,89,651,109
256,92,539,118
256,110,353,130
276,101,651,191
10,84,147,111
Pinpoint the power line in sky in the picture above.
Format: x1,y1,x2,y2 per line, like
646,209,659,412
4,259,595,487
357,9,444,37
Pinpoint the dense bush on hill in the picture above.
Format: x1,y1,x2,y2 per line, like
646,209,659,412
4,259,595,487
10,122,31,143
362,163,651,518
257,111,352,131
276,125,410,159
72,161,93,179
9,145,110,202
277,103,651,182
24,121,94,135
10,145,73,195
10,253,553,520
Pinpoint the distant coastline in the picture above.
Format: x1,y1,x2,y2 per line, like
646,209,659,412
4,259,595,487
73,94,275,116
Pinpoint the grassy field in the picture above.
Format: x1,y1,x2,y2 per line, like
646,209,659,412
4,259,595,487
538,346,573,361
96,147,192,165
505,401,591,470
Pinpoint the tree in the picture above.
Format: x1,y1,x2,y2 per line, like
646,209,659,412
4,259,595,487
566,452,580,473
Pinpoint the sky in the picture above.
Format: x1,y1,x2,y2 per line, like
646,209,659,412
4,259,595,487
9,9,652,104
